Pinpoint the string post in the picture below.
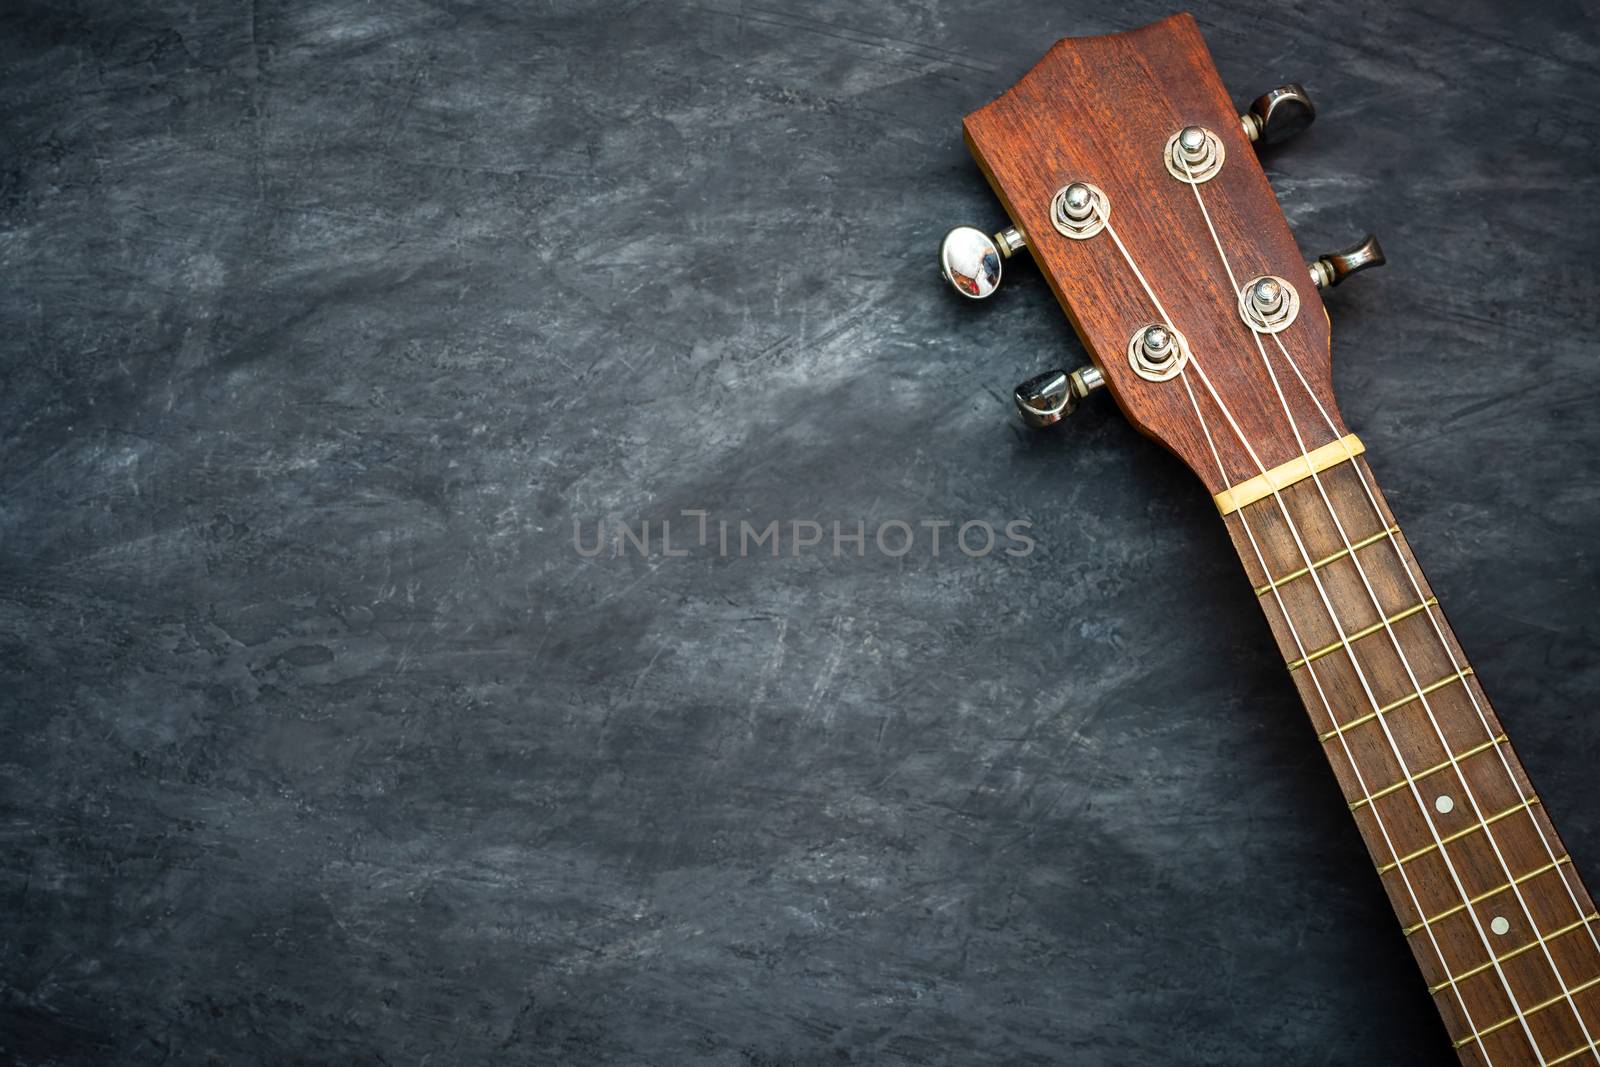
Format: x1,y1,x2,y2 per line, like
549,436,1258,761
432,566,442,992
1126,322,1189,382
1164,125,1224,184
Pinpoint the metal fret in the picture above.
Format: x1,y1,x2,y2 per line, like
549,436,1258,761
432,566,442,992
1453,971,1600,1049
1376,797,1541,875
1254,524,1400,597
1548,1038,1600,1066
1406,857,1575,936
1349,732,1506,812
1286,597,1439,671
1320,667,1474,743
1431,914,1600,993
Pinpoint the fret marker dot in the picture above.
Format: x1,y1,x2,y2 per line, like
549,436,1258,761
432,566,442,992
1490,916,1511,936
1434,795,1454,814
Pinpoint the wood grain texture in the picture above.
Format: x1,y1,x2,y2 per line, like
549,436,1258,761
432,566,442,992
1226,457,1600,1065
963,13,1347,495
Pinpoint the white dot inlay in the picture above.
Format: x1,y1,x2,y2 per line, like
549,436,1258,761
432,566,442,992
1434,795,1455,814
1491,916,1511,936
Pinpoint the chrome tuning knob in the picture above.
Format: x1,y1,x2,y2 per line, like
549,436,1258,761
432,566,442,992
939,225,1027,299
1309,233,1386,289
1240,84,1315,146
1014,365,1105,429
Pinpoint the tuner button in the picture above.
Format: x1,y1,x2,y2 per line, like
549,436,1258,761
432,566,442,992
940,225,1029,299
1014,364,1105,429
1309,233,1386,289
1241,83,1316,146
940,226,1004,299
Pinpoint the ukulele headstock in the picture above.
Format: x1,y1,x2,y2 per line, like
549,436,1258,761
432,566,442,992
944,13,1384,500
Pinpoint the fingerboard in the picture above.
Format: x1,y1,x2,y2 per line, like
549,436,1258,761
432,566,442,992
1226,456,1600,1065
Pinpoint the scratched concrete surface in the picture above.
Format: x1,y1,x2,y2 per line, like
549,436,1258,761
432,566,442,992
2,1,1598,1064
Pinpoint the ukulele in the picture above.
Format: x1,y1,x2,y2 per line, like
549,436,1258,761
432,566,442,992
937,14,1599,1065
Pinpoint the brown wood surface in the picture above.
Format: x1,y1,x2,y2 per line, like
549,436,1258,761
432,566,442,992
963,12,1345,496
962,14,1600,1065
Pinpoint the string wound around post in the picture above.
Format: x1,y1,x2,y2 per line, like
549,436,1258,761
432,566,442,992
1165,125,1224,184
1238,275,1300,333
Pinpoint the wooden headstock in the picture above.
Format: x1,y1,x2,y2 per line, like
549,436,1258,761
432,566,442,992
963,13,1353,499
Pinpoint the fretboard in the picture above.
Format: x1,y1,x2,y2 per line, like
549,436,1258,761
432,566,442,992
1221,454,1600,1066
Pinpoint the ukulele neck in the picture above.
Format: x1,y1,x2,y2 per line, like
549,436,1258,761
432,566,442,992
1220,450,1600,1063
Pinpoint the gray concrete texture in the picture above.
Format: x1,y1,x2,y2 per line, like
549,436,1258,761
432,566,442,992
3,1,1599,1063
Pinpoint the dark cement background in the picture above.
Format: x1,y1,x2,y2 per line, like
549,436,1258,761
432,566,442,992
3,1,1598,1064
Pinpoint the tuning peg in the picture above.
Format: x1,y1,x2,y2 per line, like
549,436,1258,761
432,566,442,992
1309,233,1386,289
1014,365,1105,429
1240,84,1316,146
940,225,1027,299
